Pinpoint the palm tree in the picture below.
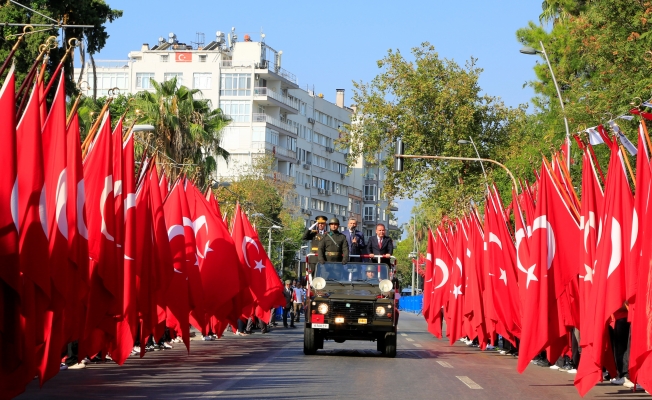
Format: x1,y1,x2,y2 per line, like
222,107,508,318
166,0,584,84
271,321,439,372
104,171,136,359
132,77,230,185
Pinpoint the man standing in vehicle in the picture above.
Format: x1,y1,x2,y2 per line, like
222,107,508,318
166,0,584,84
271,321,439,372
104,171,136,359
317,218,350,264
343,217,365,262
366,223,393,265
303,215,327,273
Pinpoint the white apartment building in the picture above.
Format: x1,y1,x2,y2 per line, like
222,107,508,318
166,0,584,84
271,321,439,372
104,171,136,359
75,29,397,234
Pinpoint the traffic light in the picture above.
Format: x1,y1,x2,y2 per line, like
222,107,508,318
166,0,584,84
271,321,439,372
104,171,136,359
394,138,404,172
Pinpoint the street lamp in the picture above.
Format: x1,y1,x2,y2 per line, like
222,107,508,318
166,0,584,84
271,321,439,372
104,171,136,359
520,41,571,168
458,137,489,190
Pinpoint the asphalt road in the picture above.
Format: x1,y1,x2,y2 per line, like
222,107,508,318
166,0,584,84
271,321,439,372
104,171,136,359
17,312,648,399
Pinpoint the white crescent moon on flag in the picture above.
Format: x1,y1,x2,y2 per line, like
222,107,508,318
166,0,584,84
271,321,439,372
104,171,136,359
55,169,68,240
489,232,502,250
124,193,136,219
167,225,184,240
584,211,596,253
114,180,122,197
515,228,528,274
242,236,259,268
607,217,622,278
533,215,555,270
11,178,19,233
434,258,449,289
77,180,88,240
39,184,48,239
630,209,638,251
100,175,114,241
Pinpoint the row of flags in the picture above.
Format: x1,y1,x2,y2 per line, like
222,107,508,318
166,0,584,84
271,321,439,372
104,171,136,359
421,122,652,396
0,65,285,398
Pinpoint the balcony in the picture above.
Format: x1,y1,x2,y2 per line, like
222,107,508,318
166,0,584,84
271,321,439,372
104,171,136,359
255,60,299,88
267,171,294,184
388,219,399,229
251,141,297,160
347,187,363,199
253,113,297,135
389,201,399,211
253,87,299,113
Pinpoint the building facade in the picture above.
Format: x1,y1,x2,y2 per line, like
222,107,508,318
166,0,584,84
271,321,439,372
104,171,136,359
75,29,396,236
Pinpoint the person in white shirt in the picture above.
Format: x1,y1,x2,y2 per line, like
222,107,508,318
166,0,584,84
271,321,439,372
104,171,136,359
292,283,306,323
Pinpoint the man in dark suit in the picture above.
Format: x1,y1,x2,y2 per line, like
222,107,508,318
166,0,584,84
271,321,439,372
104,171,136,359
282,280,295,328
366,223,393,265
342,217,365,261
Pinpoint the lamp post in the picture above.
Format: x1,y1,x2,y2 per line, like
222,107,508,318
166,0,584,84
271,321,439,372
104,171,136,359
458,137,488,188
520,41,571,168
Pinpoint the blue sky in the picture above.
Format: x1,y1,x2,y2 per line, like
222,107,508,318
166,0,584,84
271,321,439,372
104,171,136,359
94,0,546,230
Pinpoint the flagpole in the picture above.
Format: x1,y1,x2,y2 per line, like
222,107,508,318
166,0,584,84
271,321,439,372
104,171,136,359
0,25,30,79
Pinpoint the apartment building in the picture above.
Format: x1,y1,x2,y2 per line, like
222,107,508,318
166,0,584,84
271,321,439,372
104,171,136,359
75,29,395,234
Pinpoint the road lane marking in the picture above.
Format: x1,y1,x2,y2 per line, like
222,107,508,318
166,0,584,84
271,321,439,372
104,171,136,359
456,376,482,389
437,361,453,368
406,338,414,342
413,343,422,348
401,333,408,337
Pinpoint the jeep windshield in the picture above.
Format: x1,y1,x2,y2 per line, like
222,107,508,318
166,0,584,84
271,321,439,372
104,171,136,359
314,262,389,282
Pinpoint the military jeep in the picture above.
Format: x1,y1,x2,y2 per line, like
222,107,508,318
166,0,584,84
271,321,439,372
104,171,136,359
303,260,398,357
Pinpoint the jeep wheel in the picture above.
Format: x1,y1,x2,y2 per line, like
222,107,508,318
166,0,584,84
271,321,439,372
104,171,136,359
304,327,318,355
383,332,397,358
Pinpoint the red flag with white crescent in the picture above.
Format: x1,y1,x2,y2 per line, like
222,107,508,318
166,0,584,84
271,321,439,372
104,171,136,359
429,228,452,338
422,228,434,330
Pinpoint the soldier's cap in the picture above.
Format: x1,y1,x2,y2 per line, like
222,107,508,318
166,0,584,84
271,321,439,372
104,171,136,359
328,217,340,225
315,215,327,223
365,265,376,272
285,280,291,284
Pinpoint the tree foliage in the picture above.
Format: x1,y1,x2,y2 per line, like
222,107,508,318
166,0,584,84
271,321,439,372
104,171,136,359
0,0,122,96
344,43,527,219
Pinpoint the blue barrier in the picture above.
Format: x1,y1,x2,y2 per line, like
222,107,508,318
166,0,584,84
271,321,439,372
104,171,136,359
398,294,423,313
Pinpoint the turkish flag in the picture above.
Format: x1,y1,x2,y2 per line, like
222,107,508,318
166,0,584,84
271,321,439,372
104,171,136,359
463,212,488,346
628,122,652,388
0,63,28,397
485,190,522,342
422,228,434,331
39,70,71,384
577,148,603,334
518,161,579,373
428,228,452,338
111,125,138,365
186,183,240,319
11,81,50,393
79,112,119,360
159,172,169,201
162,179,192,350
205,188,223,220
446,220,466,345
64,113,89,344
575,140,633,396
175,52,192,62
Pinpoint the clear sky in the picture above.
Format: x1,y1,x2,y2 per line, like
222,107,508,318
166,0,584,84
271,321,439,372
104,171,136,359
93,0,546,230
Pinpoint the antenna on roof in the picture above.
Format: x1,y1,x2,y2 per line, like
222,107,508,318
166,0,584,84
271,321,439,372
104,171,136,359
192,32,205,49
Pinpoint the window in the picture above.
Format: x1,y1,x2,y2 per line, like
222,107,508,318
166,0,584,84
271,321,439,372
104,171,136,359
219,100,250,122
193,73,212,89
364,205,375,222
164,72,183,87
220,73,251,96
136,72,155,89
199,54,207,62
364,185,377,201
87,71,129,96
160,55,169,63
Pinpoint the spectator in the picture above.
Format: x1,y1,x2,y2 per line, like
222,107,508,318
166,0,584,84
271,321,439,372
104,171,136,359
293,283,305,323
282,280,295,328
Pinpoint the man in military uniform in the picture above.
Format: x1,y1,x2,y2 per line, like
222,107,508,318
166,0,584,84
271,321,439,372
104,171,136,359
302,215,327,273
317,218,350,264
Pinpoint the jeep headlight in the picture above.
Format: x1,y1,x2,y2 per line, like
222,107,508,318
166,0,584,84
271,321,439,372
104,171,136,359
375,306,386,317
317,303,329,315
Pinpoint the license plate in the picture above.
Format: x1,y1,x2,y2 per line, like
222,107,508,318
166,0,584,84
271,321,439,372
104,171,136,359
312,323,329,329
358,318,367,324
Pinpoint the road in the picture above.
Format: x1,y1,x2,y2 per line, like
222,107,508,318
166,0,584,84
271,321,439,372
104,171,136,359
17,312,646,399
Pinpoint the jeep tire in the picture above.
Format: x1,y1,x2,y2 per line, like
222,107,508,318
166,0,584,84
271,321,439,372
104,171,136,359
304,327,318,355
383,331,397,358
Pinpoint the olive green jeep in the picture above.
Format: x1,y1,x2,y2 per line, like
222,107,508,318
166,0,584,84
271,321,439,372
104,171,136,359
303,260,398,357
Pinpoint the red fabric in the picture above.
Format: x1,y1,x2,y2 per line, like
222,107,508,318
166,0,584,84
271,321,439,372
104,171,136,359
518,162,579,373
626,123,652,387
486,190,522,342
578,148,604,334
205,189,223,220
39,70,70,385
575,141,633,396
422,229,435,334
79,112,119,360
186,183,240,320
464,213,488,345
0,63,28,398
159,173,169,201
446,220,466,345
429,228,453,338
162,180,192,351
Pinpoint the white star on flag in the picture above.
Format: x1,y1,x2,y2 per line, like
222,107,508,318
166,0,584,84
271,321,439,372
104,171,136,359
499,268,507,285
453,285,463,299
254,259,265,272
583,264,593,283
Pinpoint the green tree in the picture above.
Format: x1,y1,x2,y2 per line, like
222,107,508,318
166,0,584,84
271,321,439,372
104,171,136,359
0,0,122,97
131,77,230,187
345,43,526,220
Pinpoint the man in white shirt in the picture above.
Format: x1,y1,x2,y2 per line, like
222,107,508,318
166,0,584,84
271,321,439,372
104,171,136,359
292,283,306,323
